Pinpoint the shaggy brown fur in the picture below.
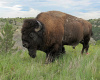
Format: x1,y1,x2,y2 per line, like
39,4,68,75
21,11,92,63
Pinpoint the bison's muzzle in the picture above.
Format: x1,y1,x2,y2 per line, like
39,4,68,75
28,48,37,58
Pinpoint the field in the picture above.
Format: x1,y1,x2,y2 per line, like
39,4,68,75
0,44,100,80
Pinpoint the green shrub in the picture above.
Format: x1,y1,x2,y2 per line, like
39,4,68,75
0,22,17,54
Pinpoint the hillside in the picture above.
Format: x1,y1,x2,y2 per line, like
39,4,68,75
88,18,100,41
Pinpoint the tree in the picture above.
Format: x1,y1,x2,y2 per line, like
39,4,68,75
0,22,17,54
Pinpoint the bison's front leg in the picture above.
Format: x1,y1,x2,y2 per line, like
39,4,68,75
45,44,63,64
45,53,55,64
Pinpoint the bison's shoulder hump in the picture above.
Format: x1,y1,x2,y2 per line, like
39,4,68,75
36,11,67,19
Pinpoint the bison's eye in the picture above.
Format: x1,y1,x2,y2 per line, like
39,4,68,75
29,32,35,38
29,32,37,41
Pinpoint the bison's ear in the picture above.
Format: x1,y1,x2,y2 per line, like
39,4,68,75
34,20,42,32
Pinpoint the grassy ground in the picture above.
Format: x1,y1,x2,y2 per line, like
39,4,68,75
0,44,100,80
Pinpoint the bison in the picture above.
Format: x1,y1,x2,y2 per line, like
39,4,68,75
21,11,92,63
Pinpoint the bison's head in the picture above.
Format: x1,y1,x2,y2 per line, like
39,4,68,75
21,19,44,58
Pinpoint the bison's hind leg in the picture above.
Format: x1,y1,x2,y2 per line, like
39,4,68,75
81,36,90,54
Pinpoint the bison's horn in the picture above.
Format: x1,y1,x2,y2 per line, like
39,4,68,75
35,20,42,32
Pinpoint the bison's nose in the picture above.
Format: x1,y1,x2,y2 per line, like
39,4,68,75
23,43,29,48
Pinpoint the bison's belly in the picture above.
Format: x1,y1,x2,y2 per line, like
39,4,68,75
62,39,79,46
62,35,81,46
63,27,83,46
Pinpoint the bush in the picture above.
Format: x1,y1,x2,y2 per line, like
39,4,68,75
0,22,17,54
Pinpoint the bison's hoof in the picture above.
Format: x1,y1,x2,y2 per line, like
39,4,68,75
45,57,54,64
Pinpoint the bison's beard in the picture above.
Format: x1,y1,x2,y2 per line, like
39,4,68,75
28,48,37,58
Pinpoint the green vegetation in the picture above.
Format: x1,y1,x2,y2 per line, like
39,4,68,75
0,44,100,80
88,18,100,41
92,26,100,41
88,18,100,27
96,40,100,45
0,22,17,54
0,17,34,26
